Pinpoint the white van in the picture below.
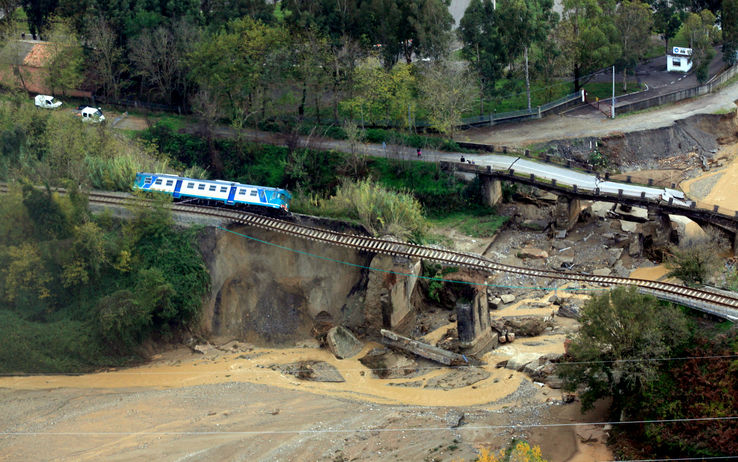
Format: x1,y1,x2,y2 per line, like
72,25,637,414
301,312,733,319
76,106,106,123
34,95,62,109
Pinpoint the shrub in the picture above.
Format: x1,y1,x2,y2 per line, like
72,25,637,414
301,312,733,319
666,233,726,286
293,179,427,239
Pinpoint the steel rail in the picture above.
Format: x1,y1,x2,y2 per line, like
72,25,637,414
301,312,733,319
82,193,738,320
1,183,735,320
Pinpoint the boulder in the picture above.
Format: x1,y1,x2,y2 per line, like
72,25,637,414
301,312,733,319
359,347,416,379
502,316,550,336
500,294,516,304
628,237,643,257
545,374,563,389
557,302,581,320
489,297,503,309
590,201,613,218
548,295,561,305
620,220,637,233
279,360,345,382
505,352,543,371
592,268,611,276
613,205,648,222
520,219,549,231
517,248,549,259
326,326,363,359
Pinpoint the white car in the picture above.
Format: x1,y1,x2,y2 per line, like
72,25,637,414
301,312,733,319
34,94,62,109
76,106,106,123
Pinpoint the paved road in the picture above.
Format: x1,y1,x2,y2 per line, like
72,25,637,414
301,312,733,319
460,74,738,147
291,133,689,205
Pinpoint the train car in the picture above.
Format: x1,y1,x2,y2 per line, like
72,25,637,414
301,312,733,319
133,173,291,211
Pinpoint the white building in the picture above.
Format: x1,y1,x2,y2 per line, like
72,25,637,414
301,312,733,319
667,47,693,73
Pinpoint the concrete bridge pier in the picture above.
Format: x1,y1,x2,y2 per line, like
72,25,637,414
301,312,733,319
554,195,582,231
456,284,498,355
481,176,502,207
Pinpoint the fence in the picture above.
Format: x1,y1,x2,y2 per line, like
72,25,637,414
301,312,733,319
458,90,584,127
617,64,738,114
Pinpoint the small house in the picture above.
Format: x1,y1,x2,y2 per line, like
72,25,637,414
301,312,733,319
667,47,692,73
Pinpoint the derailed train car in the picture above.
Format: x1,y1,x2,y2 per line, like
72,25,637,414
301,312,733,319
133,172,292,211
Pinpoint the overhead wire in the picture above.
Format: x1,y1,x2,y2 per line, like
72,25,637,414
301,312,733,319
2,416,737,437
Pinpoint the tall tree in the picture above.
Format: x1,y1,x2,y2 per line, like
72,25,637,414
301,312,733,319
556,286,690,414
653,0,683,52
615,1,652,91
557,0,620,90
723,0,738,65
458,0,503,113
417,61,476,137
129,19,199,106
43,18,84,96
496,0,557,108
356,0,454,67
682,9,718,82
22,0,58,37
340,56,416,127
85,16,124,100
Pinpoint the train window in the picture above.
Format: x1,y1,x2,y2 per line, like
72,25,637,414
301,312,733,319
187,182,194,188
144,177,152,185
198,184,205,190
250,190,258,196
154,179,162,185
220,186,227,193
238,189,246,195
166,180,173,186
209,185,216,191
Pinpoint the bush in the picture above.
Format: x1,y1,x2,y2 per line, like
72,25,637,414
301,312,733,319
666,233,726,286
293,179,427,239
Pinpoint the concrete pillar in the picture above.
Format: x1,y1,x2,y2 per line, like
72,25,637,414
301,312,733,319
554,196,581,231
481,176,502,207
364,254,421,332
456,286,497,355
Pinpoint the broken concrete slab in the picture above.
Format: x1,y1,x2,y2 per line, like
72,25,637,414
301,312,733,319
326,326,363,359
500,294,516,304
381,329,472,366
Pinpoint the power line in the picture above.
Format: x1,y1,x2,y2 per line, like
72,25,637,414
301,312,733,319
2,416,736,437
610,457,738,462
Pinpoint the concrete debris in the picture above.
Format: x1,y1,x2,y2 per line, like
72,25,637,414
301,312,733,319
326,326,363,359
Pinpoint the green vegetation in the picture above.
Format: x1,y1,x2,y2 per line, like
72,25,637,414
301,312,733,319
0,187,209,373
557,287,692,412
665,233,726,286
428,207,508,238
293,179,427,240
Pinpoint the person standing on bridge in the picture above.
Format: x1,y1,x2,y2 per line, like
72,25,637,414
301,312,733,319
417,148,422,158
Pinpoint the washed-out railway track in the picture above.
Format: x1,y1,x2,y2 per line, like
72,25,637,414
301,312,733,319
2,183,736,321
93,190,738,321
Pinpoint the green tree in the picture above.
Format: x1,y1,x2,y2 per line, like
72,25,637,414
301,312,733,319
557,0,620,90
557,286,690,413
188,16,288,121
458,0,503,110
43,18,84,96
653,0,683,52
417,61,476,137
22,0,58,37
357,0,454,67
722,0,738,65
681,10,718,83
665,233,725,286
615,1,653,91
496,0,557,108
340,56,416,127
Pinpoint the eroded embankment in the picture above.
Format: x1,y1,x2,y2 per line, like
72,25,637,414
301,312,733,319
546,110,738,172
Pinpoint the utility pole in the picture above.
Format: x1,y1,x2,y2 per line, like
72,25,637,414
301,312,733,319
611,65,615,119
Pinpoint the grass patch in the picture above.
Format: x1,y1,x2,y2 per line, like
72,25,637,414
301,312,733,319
428,207,508,238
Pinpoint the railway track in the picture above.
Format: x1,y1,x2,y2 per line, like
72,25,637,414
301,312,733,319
2,183,736,321
85,191,738,321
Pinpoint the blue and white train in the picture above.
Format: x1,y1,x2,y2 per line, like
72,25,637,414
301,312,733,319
133,172,292,211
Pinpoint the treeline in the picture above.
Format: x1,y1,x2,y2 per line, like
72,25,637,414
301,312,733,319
0,0,734,135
